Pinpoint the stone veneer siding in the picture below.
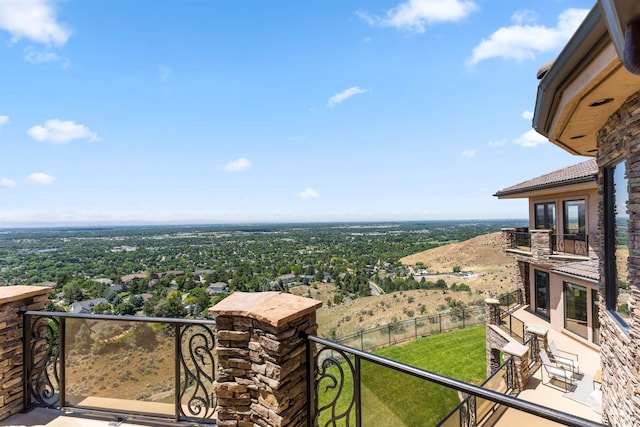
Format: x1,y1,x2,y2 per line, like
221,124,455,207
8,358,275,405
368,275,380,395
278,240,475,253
210,292,321,427
0,286,50,421
596,90,640,426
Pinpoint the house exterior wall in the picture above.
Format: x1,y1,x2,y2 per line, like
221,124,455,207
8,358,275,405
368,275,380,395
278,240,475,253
595,90,640,426
527,188,599,255
547,272,599,344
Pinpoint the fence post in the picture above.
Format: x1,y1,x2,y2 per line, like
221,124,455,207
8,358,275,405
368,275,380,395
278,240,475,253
388,324,391,346
0,285,50,420
414,318,417,339
462,308,466,328
360,331,364,351
439,313,442,333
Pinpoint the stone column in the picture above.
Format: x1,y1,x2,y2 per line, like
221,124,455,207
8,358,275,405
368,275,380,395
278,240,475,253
530,229,553,261
501,228,515,251
210,292,322,427
485,298,500,326
525,324,548,364
501,342,530,391
0,285,50,421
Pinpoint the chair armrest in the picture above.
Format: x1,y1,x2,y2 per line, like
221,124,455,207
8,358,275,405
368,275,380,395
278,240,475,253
554,348,578,361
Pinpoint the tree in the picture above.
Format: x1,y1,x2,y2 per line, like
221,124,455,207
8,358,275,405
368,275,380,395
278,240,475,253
115,302,136,315
128,294,144,308
63,281,83,304
453,266,462,273
92,302,111,314
154,291,187,318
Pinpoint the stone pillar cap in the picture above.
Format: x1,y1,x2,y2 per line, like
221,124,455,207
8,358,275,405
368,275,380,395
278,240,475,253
0,285,50,305
485,298,500,304
525,324,548,336
502,341,529,357
209,291,322,328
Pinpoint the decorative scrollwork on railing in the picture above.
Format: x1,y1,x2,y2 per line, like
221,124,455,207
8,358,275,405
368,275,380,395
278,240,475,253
179,324,216,423
314,346,356,427
28,315,60,408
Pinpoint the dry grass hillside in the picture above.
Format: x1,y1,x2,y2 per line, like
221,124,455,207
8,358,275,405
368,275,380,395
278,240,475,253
400,232,512,274
292,232,518,338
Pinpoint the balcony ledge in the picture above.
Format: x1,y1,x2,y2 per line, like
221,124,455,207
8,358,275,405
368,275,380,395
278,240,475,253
506,249,533,256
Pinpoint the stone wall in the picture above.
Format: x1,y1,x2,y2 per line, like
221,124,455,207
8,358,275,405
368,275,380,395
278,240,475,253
596,90,640,426
210,292,321,427
0,286,50,421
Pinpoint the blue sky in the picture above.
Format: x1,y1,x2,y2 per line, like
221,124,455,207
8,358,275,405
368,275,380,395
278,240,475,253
0,0,593,226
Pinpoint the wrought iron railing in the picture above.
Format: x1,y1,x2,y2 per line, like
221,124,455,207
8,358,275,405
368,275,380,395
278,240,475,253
498,309,525,343
307,335,603,427
23,311,216,424
337,307,485,352
552,234,589,256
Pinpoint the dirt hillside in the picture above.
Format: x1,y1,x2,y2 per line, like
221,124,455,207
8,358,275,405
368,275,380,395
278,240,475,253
400,232,512,273
298,232,519,338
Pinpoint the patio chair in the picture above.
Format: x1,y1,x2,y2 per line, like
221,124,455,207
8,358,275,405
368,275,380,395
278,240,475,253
539,349,574,392
548,341,580,373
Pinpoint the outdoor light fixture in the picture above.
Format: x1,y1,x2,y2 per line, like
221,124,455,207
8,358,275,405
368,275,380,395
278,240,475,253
624,21,640,75
589,98,614,107
598,0,640,75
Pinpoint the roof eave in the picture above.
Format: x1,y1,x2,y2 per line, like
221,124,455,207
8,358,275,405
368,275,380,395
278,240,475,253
494,176,597,199
533,6,608,140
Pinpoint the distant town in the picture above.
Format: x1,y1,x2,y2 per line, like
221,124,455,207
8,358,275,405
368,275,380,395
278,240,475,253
0,220,523,318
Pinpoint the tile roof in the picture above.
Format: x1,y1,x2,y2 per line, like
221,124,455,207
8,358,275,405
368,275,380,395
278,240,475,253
494,159,597,197
551,259,599,282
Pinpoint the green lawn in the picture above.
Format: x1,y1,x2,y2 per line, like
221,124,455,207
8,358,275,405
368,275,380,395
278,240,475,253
317,325,486,426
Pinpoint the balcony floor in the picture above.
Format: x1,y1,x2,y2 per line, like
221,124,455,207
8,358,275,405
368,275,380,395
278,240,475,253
495,306,603,425
0,407,192,427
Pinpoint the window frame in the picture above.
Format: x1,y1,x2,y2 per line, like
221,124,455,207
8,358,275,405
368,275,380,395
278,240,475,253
563,281,588,339
534,202,556,230
562,199,586,239
603,160,629,329
534,269,550,320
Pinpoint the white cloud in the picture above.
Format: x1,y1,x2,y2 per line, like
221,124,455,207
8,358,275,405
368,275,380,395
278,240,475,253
26,172,56,185
514,129,548,147
359,0,478,33
0,116,8,127
467,8,588,66
222,157,252,172
488,139,507,147
461,149,476,158
0,0,71,46
1,178,16,188
297,187,319,200
28,119,99,143
522,110,534,120
327,87,368,107
24,47,59,63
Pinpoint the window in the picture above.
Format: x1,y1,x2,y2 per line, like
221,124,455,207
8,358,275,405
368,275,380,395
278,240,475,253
563,200,586,238
535,202,556,230
564,282,587,339
604,161,630,324
592,289,600,345
534,270,550,319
